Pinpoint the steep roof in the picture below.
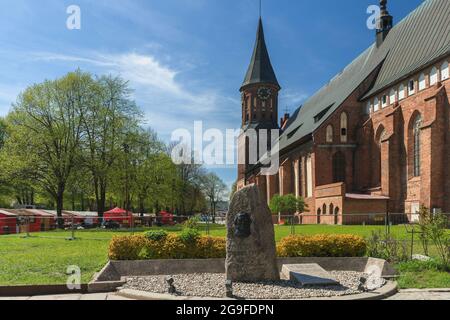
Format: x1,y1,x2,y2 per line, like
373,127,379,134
279,0,450,153
241,18,280,89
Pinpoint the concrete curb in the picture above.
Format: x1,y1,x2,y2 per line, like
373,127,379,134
116,281,398,301
0,284,88,297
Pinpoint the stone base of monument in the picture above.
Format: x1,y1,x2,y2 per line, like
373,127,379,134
281,264,339,286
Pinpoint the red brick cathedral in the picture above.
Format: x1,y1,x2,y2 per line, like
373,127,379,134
237,0,450,223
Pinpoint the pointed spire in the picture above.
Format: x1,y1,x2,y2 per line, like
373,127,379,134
376,0,393,46
241,18,280,90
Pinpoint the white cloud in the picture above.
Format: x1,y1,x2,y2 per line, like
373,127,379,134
29,50,240,138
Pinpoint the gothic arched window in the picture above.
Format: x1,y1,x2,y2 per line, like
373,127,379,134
333,152,346,183
419,73,426,91
413,115,422,177
340,113,348,143
373,97,379,112
430,67,438,86
326,125,334,143
389,89,396,105
441,61,449,81
399,84,405,100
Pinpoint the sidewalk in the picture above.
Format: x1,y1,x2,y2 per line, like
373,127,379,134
0,292,132,300
1,289,450,300
387,289,450,300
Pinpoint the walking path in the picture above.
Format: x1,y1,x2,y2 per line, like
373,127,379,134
0,292,132,300
386,289,450,300
1,289,449,300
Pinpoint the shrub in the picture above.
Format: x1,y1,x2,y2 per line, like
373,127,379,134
144,230,168,242
366,231,409,263
277,234,366,258
108,235,148,260
110,233,367,261
179,228,200,244
184,216,201,230
109,233,226,260
417,206,450,267
195,236,226,259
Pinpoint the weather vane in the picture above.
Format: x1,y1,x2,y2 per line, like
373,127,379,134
284,106,291,114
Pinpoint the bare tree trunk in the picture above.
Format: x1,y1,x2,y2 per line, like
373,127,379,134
56,184,65,228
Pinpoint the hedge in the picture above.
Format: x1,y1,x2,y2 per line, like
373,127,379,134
277,234,367,258
109,233,367,260
108,234,226,260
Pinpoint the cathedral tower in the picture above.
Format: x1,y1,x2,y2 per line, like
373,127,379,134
237,18,280,187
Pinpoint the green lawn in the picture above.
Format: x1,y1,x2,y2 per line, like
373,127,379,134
0,224,448,288
395,261,450,289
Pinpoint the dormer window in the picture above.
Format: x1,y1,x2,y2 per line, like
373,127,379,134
399,84,405,100
389,89,396,105
441,61,449,81
418,73,426,91
382,95,388,108
430,67,438,86
408,79,415,95
373,97,379,112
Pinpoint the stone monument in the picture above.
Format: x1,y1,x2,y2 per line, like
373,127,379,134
226,184,280,282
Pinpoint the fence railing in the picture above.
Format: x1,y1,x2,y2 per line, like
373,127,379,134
0,214,227,239
1,212,449,240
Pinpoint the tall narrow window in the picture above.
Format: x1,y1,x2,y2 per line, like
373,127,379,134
340,113,348,143
333,152,346,183
373,97,379,112
418,73,426,91
408,79,415,95
430,67,438,85
382,95,388,108
441,61,449,81
389,89,396,105
366,101,372,115
326,125,334,143
306,155,313,198
413,115,422,177
399,84,405,100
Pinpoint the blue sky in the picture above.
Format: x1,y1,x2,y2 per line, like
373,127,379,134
0,0,424,189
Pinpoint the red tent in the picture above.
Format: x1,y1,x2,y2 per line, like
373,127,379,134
104,207,133,226
159,211,175,226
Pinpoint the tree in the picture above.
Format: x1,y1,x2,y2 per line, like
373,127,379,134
201,173,227,223
4,71,91,225
79,75,141,217
119,127,177,215
169,145,206,216
269,194,309,224
0,118,6,150
230,181,237,201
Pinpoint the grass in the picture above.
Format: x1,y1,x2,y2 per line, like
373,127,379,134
0,224,448,288
395,260,450,289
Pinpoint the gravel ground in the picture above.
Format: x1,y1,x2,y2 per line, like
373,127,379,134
123,272,385,299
